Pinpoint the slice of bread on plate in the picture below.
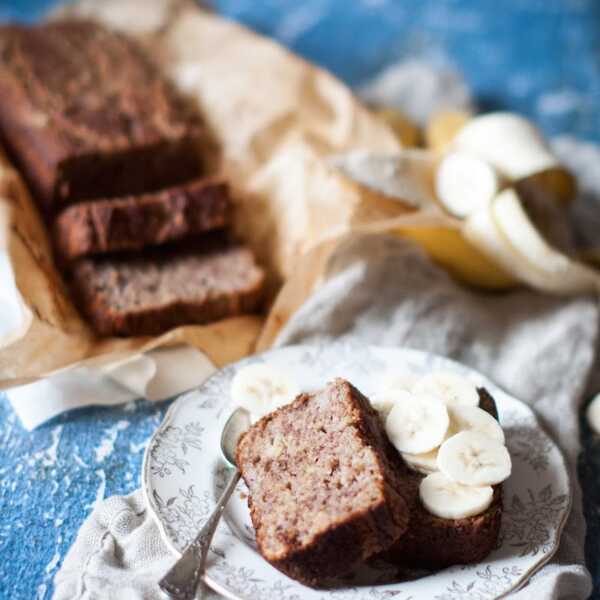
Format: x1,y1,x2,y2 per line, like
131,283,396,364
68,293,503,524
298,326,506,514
236,378,411,587
381,388,503,569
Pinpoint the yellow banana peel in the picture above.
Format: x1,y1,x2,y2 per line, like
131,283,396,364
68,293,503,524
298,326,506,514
374,107,421,147
393,223,518,290
425,110,472,154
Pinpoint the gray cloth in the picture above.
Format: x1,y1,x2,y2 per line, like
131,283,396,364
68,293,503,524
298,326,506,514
276,234,597,600
54,233,597,600
53,493,176,600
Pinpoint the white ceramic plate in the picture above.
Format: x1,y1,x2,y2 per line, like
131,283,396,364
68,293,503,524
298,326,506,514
142,343,571,600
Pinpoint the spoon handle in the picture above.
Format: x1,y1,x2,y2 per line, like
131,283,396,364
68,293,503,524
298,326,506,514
159,469,241,600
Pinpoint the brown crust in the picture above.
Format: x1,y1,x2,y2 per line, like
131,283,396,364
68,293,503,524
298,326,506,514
53,177,231,260
0,21,206,212
381,387,503,569
267,499,405,586
236,379,411,586
381,473,502,569
69,240,265,337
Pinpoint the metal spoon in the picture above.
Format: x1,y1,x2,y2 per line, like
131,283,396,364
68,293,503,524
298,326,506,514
159,407,251,600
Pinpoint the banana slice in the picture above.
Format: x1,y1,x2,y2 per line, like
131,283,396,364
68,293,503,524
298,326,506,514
401,406,500,476
230,363,299,421
435,151,501,218
413,372,479,408
369,395,397,421
463,190,600,295
586,394,600,434
438,431,511,486
448,405,505,443
370,374,419,420
402,449,439,475
419,471,494,519
385,391,450,454
380,372,419,393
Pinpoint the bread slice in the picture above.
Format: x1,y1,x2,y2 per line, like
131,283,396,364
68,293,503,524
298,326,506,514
69,240,264,337
0,21,206,213
53,178,231,260
236,378,410,587
381,388,503,569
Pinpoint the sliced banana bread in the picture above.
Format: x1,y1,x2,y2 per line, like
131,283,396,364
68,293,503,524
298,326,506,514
0,20,206,213
69,240,265,337
236,378,410,587
382,388,503,569
53,178,231,260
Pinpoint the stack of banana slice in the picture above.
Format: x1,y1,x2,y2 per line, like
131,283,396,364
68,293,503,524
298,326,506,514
231,362,512,519
353,108,600,294
374,372,511,519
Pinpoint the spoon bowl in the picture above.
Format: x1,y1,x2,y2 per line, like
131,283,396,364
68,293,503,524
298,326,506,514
221,407,251,466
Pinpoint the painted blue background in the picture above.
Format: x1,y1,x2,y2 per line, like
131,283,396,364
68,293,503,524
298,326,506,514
3,0,600,143
1,1,600,599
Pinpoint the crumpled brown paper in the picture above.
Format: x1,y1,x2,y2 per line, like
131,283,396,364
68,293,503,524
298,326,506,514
0,0,423,389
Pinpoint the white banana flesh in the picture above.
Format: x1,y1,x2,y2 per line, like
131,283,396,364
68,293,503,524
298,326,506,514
402,448,439,475
419,471,494,519
464,188,600,295
435,151,500,218
230,363,299,422
379,372,419,394
412,372,480,408
586,393,600,435
370,373,419,419
448,405,505,443
452,112,560,180
369,394,397,421
493,189,600,292
437,431,512,486
385,391,450,454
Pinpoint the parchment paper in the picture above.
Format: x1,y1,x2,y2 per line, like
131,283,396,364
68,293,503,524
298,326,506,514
0,0,417,389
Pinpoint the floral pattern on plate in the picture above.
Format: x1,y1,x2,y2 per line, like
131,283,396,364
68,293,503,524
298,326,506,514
142,343,571,600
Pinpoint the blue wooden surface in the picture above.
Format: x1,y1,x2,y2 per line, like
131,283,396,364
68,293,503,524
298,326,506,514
3,0,600,143
0,2,600,599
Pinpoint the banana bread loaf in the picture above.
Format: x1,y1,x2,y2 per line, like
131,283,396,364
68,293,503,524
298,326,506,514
69,239,265,337
382,388,503,569
0,20,205,214
53,178,231,260
236,378,411,587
